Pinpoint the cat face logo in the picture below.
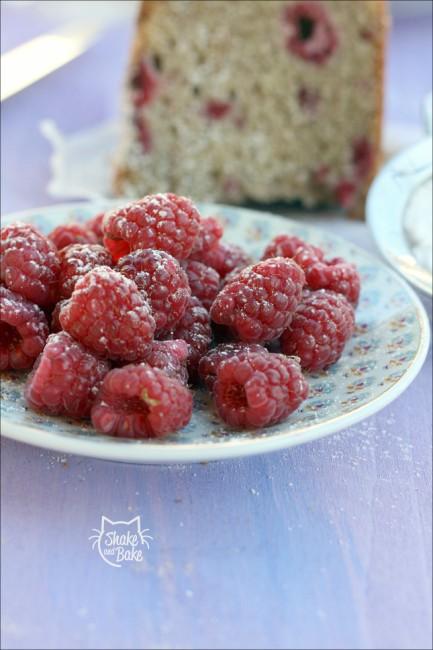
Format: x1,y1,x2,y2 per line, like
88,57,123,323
89,516,152,568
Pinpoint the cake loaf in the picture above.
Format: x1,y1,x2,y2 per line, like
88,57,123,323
114,0,388,216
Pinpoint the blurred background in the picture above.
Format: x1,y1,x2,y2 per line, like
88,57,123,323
1,0,432,213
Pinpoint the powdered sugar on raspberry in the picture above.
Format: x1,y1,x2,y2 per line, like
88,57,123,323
214,351,308,428
58,243,112,298
1,286,49,370
183,260,221,311
143,339,189,385
103,193,201,261
91,364,193,438
210,257,305,343
25,331,110,418
59,266,155,361
281,289,355,370
117,249,191,337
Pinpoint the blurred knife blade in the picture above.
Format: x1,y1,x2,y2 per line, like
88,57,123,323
1,23,102,102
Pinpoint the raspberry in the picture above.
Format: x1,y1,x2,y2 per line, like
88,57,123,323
50,299,69,332
0,286,49,370
143,340,189,385
210,257,305,343
25,331,110,418
91,364,193,438
103,193,201,261
214,352,308,428
204,100,232,120
291,243,324,270
190,241,252,278
86,212,105,241
191,216,224,254
58,244,112,299
130,59,159,107
352,137,373,181
303,257,361,306
283,1,338,65
281,290,355,371
49,223,97,250
183,260,220,310
1,222,60,307
221,265,248,288
59,267,155,361
335,180,356,209
172,296,212,380
117,249,191,336
263,236,360,306
134,114,153,153
262,234,324,262
332,138,374,211
198,342,267,390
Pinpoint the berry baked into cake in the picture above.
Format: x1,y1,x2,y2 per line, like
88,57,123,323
114,0,388,216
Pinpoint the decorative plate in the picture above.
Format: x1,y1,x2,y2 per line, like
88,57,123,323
367,134,432,297
1,202,430,464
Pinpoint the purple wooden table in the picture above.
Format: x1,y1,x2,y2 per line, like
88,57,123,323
1,4,432,649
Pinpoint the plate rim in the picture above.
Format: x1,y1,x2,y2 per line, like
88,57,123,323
366,137,433,296
1,201,431,464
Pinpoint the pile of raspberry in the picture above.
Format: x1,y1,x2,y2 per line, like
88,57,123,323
1,194,360,437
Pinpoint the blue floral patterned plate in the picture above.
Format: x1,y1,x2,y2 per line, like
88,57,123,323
1,202,430,464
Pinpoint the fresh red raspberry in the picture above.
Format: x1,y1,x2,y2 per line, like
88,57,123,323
265,238,361,306
91,364,193,438
281,290,355,371
86,212,105,242
25,331,110,418
117,249,191,336
283,1,338,64
58,244,113,299
191,216,224,254
183,260,220,310
190,241,252,278
303,257,361,306
143,340,189,385
262,234,324,262
172,295,212,380
50,299,69,332
49,223,97,250
0,286,49,370
210,258,305,343
291,243,324,271
198,342,268,391
59,267,155,362
221,265,248,288
103,193,201,262
1,222,60,307
214,352,308,428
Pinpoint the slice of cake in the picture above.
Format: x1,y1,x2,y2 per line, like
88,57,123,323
114,0,388,216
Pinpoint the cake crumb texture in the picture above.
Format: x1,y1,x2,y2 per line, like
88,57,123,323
114,0,387,216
